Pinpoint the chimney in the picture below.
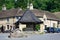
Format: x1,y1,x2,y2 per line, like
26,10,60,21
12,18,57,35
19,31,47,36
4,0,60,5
19,8,22,10
43,14,47,19
43,13,47,21
29,3,33,10
2,4,6,10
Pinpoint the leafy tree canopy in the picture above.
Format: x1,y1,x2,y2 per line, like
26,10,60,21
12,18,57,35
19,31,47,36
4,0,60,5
0,0,60,12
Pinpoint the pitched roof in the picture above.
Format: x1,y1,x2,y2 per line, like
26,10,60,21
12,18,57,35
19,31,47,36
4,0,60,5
53,12,60,21
0,8,24,18
31,9,59,20
18,9,43,24
54,12,60,18
0,8,59,21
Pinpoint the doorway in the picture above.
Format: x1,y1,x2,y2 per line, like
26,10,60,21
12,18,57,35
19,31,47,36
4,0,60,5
23,24,36,31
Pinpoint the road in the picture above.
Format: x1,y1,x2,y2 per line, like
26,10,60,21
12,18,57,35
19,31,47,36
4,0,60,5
0,33,60,40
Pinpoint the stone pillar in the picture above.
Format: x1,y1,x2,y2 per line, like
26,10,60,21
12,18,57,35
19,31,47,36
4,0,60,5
40,24,44,32
19,24,26,31
12,25,14,30
10,24,14,30
5,25,7,31
19,24,22,31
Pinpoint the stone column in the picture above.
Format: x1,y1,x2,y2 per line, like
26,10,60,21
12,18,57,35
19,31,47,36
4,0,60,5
5,25,7,31
19,24,26,31
19,24,22,31
40,24,44,33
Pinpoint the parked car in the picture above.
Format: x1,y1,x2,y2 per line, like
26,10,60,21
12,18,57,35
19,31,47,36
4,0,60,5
54,28,60,33
46,27,60,33
45,27,53,33
49,27,54,33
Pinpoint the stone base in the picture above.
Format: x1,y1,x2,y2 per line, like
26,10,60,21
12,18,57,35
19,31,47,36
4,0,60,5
9,29,28,38
9,29,42,38
10,33,27,38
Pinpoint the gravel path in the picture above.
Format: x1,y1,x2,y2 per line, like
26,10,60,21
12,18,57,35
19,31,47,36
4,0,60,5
0,33,60,40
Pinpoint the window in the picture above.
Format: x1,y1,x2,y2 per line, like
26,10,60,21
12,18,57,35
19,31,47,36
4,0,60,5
7,25,9,29
16,17,20,19
44,18,46,21
16,17,19,19
7,18,9,22
53,23,55,28
19,17,20,19
45,25,47,30
16,17,19,21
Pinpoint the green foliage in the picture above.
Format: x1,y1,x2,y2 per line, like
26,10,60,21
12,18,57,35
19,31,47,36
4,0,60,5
35,24,40,31
5,0,14,9
0,0,60,12
16,0,27,9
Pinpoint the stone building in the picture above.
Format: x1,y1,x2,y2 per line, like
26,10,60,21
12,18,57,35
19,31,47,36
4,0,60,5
53,12,60,28
0,3,60,32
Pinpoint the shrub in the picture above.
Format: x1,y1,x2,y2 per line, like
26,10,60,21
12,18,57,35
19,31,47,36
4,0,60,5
35,24,40,31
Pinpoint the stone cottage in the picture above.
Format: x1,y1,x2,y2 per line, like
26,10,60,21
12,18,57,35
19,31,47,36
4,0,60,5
53,12,60,28
0,3,59,32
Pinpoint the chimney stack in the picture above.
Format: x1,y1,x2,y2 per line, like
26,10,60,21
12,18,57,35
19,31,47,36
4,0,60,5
29,3,33,10
2,4,6,10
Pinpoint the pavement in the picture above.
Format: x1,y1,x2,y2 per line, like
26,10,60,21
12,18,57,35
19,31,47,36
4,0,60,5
0,33,60,40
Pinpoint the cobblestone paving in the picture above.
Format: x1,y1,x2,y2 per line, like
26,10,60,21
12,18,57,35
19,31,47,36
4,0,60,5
0,33,60,40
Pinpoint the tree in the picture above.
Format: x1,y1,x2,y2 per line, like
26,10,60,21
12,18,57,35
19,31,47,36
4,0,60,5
0,0,60,12
5,0,14,9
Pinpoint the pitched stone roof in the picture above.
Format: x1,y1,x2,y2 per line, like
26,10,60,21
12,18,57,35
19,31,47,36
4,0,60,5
0,8,24,18
53,12,60,21
54,12,60,18
0,8,59,21
18,9,43,24
31,9,59,20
